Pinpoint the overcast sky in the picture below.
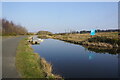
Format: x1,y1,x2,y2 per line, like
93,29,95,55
2,2,118,33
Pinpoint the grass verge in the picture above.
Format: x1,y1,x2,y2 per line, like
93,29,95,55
16,37,61,78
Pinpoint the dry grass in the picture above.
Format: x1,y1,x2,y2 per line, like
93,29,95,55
50,32,119,54
52,32,118,42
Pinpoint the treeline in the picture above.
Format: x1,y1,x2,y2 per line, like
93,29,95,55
37,31,52,35
72,29,119,34
56,29,120,35
2,19,28,36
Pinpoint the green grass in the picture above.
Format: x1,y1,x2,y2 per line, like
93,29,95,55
16,38,62,78
16,38,49,78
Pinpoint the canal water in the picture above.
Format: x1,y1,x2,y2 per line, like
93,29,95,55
32,39,118,78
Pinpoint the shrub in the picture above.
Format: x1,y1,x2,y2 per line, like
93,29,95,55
88,36,119,45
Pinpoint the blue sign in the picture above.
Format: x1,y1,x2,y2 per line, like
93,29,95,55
90,29,96,35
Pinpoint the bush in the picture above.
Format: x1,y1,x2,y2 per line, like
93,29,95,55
88,36,119,45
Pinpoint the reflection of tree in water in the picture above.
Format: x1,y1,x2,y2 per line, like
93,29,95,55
118,55,120,58
83,46,120,55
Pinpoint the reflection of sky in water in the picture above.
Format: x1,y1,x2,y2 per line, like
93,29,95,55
32,39,118,78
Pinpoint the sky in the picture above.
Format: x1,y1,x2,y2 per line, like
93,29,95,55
2,2,118,33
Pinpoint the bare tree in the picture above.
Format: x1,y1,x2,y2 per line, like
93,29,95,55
2,19,28,35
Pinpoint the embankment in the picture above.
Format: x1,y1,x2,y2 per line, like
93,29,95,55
16,37,61,78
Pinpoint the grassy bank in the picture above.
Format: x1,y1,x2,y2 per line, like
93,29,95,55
50,32,119,47
38,32,119,54
16,37,61,78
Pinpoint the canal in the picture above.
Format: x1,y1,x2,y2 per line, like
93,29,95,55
32,38,118,78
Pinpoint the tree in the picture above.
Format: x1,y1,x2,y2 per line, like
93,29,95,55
2,19,28,35
37,31,52,35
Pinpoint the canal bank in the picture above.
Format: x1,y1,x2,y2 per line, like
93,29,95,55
38,32,119,54
16,37,62,78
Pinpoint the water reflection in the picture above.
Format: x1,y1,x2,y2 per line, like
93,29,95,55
88,53,94,60
84,46,120,55
32,39,118,78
